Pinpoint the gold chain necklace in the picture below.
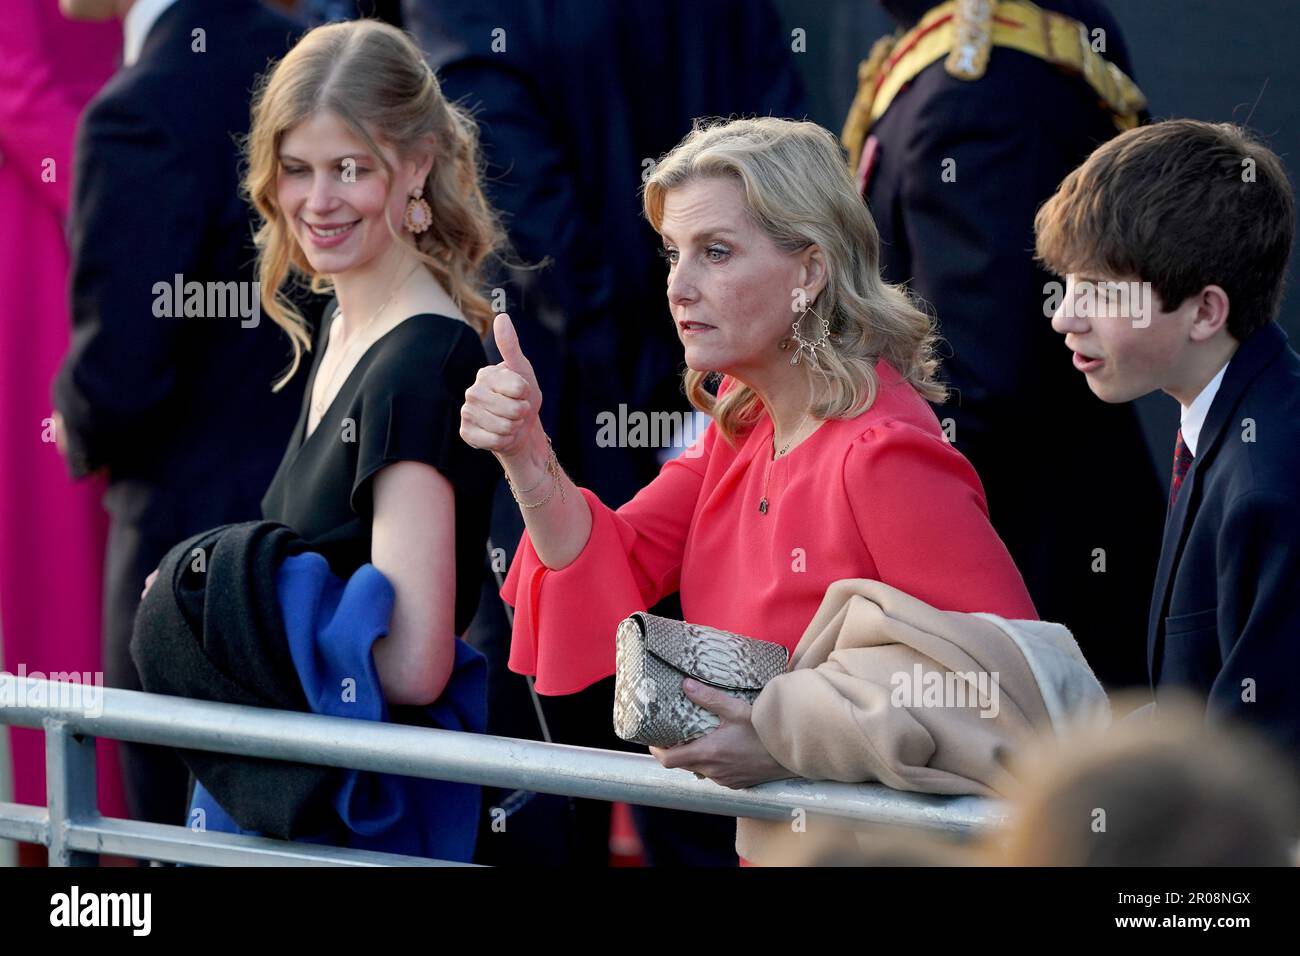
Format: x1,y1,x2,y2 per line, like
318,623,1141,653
759,410,812,514
310,261,420,423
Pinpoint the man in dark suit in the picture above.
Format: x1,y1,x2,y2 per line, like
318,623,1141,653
403,0,806,865
1039,118,1299,766
842,0,1164,689
54,0,306,826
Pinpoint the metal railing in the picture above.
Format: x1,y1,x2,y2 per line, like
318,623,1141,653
0,675,1006,866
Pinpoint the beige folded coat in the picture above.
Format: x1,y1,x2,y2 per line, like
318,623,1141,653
738,579,1108,864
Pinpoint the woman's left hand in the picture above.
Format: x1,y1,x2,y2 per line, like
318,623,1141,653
648,678,795,789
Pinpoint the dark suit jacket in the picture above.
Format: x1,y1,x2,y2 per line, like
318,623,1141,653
1149,322,1300,764
54,0,306,537
404,0,806,507
863,0,1164,688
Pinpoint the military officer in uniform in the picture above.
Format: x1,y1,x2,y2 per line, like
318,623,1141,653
842,0,1164,689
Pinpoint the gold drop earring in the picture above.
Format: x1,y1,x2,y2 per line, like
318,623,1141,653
403,186,432,234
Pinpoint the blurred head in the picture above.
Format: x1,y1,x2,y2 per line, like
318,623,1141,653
1036,120,1294,404
643,116,945,444
761,819,988,867
58,0,128,21
999,693,1300,866
244,19,503,388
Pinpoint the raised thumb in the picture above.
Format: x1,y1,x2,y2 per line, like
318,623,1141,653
493,313,531,375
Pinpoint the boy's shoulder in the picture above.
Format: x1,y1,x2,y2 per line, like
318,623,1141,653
1204,326,1300,504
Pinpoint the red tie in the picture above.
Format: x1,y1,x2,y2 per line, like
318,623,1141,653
1169,429,1194,509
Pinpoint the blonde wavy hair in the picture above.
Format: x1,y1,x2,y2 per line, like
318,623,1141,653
642,116,945,444
243,19,505,389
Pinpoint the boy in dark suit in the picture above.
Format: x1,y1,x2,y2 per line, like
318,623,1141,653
1036,119,1299,765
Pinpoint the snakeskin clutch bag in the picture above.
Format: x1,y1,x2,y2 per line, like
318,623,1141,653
613,612,790,748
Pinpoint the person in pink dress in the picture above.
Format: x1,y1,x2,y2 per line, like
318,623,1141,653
0,0,126,858
461,116,1037,863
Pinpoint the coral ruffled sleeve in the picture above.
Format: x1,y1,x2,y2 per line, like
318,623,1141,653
500,424,716,695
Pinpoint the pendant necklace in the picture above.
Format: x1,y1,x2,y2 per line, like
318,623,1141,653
759,410,811,514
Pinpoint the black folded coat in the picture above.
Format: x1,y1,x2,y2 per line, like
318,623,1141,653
130,520,336,839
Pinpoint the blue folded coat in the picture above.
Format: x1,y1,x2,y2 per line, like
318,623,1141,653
190,551,486,862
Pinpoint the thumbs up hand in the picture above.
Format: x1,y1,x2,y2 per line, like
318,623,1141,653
492,312,539,395
460,313,544,460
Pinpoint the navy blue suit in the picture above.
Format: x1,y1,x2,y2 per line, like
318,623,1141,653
1150,322,1300,765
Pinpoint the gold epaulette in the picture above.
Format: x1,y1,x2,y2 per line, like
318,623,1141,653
842,0,1148,173
840,32,899,180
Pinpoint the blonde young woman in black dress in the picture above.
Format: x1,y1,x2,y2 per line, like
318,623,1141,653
243,20,501,706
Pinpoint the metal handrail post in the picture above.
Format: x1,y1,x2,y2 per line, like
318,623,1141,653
45,719,100,866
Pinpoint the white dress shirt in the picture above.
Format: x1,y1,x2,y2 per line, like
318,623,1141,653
123,0,180,67
1179,362,1229,457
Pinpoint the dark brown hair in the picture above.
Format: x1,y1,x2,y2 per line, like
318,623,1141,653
1035,119,1294,340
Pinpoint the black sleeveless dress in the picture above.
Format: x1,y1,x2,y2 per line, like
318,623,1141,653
261,299,499,634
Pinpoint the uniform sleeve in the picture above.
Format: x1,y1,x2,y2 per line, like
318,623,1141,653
846,421,1037,619
501,418,719,695
892,78,1091,467
349,323,495,517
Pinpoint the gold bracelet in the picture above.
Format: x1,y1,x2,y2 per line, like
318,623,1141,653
507,464,549,497
504,435,553,496
515,473,558,509
505,439,567,509
514,464,566,510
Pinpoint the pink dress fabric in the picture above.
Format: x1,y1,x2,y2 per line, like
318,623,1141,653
502,364,1037,697
502,366,1036,866
0,3,124,820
